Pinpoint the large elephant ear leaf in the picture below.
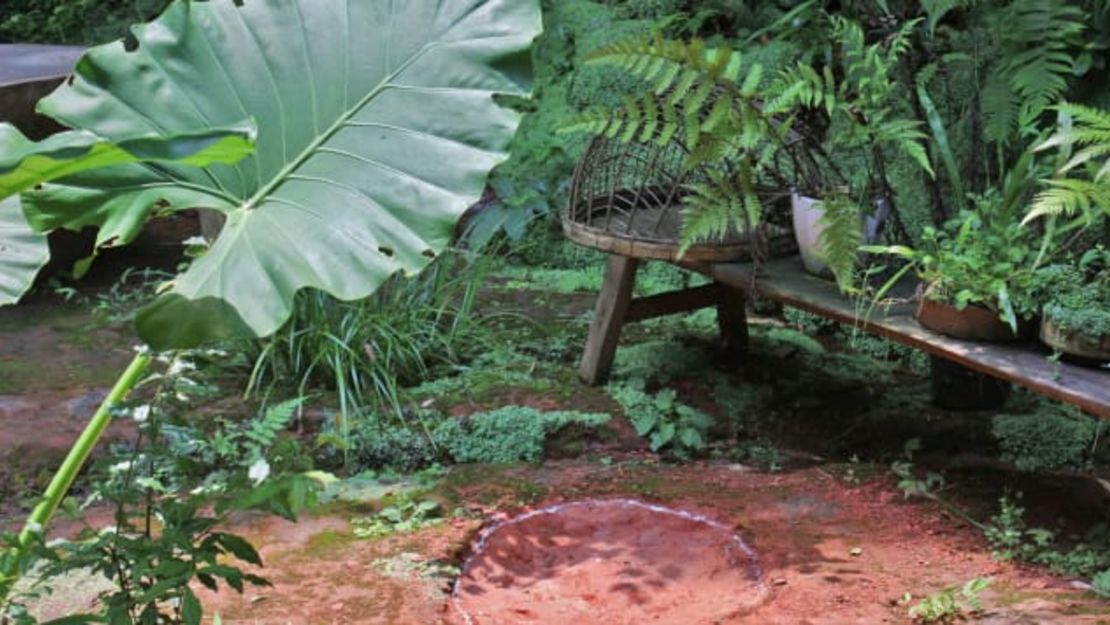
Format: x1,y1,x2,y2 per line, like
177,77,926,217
0,121,255,304
27,0,541,350
0,196,48,306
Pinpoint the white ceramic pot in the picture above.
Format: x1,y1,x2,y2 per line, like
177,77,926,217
791,193,888,278
791,193,832,276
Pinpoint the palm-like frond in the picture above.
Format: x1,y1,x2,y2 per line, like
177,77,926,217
817,193,862,292
1027,179,1110,222
678,166,760,254
1027,103,1110,223
983,0,1086,145
561,33,770,154
560,33,783,252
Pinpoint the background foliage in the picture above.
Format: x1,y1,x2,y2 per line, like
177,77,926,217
0,0,168,44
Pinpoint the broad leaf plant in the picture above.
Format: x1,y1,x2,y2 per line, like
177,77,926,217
0,0,540,603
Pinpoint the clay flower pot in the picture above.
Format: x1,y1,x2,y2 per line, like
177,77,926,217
916,297,1031,343
1040,314,1110,364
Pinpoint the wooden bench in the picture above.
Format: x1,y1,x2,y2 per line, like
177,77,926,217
578,254,1110,419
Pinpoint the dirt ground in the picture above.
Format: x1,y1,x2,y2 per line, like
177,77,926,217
184,460,1110,624
5,271,1110,624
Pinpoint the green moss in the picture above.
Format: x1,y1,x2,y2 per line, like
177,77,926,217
434,405,610,465
754,325,827,355
1044,283,1110,337
623,474,666,498
610,339,712,381
509,478,549,504
304,528,359,556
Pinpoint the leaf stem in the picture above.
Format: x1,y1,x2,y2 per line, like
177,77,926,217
20,352,151,543
0,352,152,606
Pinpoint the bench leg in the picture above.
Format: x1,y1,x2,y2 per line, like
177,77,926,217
716,284,749,355
579,255,640,385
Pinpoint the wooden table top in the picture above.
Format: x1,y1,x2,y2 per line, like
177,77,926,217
685,256,1110,419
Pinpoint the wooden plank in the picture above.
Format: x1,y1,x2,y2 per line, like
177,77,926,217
685,256,1110,419
626,284,723,322
579,255,640,385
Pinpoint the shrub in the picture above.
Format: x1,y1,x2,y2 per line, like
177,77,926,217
991,405,1101,472
350,425,438,474
0,0,167,44
608,380,713,459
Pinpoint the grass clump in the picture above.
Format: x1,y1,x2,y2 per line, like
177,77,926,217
246,253,485,423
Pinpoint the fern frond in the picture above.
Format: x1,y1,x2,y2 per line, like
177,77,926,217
982,73,1020,144
1027,103,1110,224
246,397,303,448
873,119,934,177
677,165,762,255
1042,103,1110,176
1025,178,1110,223
922,0,970,34
679,181,742,250
983,0,1086,144
565,32,778,181
816,194,862,293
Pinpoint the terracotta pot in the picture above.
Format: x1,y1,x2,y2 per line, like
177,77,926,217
916,297,1031,343
1040,314,1110,363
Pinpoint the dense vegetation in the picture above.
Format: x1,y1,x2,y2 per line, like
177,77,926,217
0,0,168,44
0,1,1108,623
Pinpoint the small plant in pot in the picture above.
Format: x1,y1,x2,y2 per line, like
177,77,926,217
1036,250,1110,365
1021,104,1110,363
869,188,1045,342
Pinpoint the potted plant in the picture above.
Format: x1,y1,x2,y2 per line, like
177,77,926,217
1036,250,1110,364
869,184,1046,342
768,16,933,290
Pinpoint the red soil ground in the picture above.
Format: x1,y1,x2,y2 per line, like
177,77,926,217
451,499,768,624
186,460,1110,625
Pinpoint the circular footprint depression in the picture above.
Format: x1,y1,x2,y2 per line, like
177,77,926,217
452,499,768,625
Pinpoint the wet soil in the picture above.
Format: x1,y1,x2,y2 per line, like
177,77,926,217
6,274,1110,624
452,499,766,624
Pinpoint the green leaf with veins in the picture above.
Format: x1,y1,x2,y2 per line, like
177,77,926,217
0,196,47,305
0,122,254,303
0,122,255,201
25,0,540,349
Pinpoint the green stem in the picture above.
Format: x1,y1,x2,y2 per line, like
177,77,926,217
19,352,152,544
19,353,152,543
2,353,149,599
2,352,151,605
